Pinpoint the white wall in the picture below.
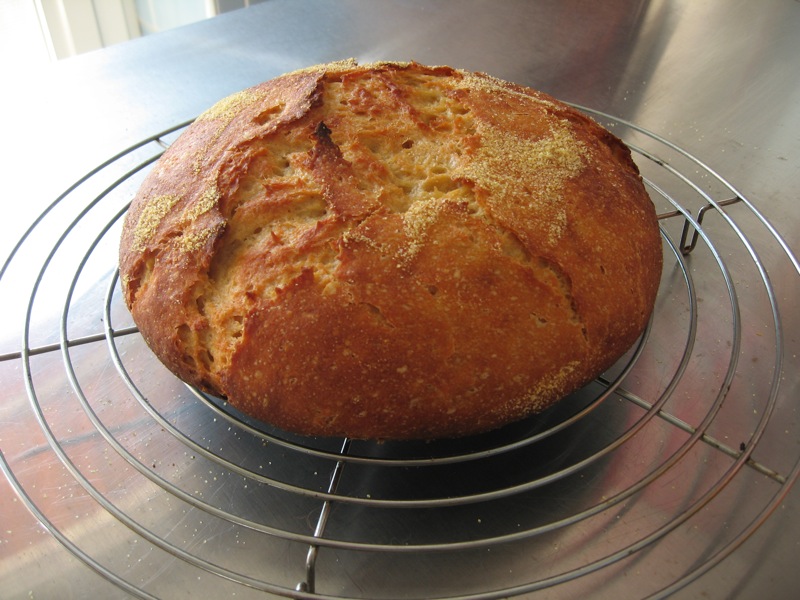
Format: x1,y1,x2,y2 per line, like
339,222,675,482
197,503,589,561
0,0,54,77
5,0,261,65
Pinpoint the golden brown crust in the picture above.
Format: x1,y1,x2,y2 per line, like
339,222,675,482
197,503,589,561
119,60,662,439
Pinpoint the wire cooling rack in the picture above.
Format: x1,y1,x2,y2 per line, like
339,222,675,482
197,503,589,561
0,109,798,599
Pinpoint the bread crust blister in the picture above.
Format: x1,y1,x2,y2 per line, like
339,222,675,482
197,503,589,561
119,60,662,440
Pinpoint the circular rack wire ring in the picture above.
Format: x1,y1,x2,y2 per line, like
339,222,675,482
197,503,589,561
0,107,797,600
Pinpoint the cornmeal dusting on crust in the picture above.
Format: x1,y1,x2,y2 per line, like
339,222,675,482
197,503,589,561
132,194,181,252
360,60,415,71
399,196,446,262
459,70,560,111
287,59,419,79
285,58,359,78
341,226,391,256
178,222,223,253
518,360,581,411
465,120,587,245
197,88,267,124
184,183,220,221
192,90,271,174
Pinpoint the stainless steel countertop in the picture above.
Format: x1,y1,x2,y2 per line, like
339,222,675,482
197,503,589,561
1,1,798,598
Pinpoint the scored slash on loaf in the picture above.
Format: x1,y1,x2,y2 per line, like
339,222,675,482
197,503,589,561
118,60,662,440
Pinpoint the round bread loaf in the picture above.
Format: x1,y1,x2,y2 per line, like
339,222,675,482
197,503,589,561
119,60,662,440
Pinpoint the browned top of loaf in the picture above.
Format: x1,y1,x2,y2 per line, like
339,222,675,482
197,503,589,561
119,60,662,439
